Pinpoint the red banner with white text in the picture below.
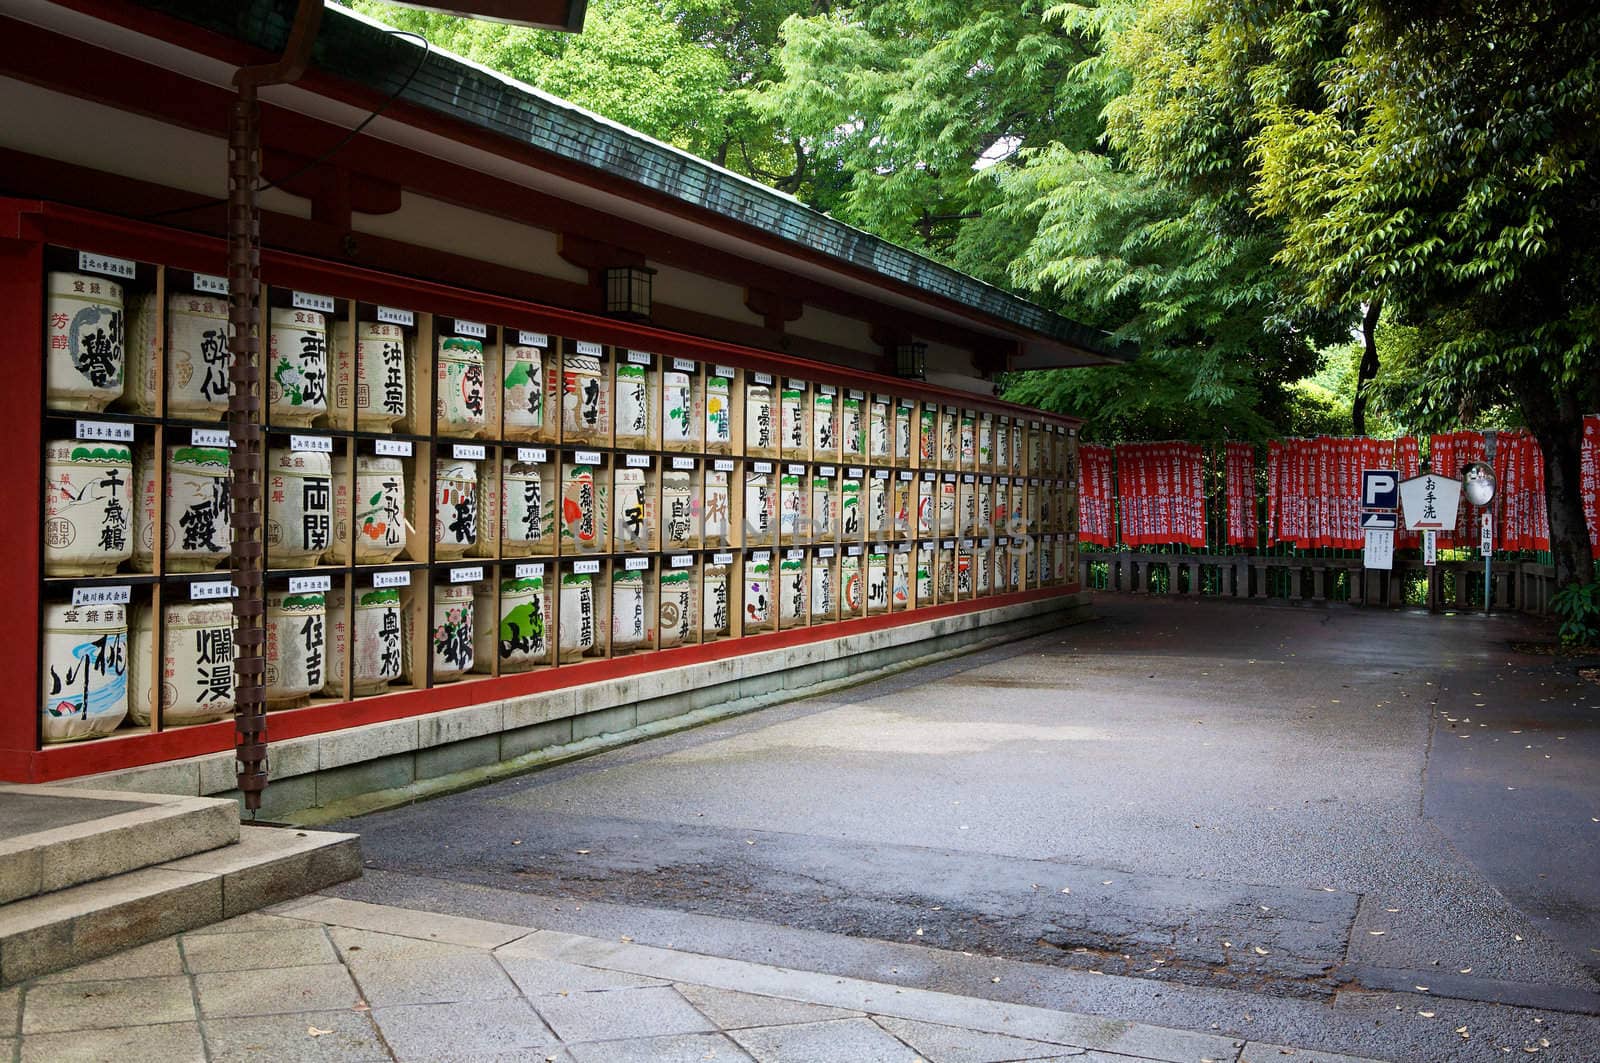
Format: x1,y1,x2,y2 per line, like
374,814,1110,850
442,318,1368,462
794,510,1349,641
1585,416,1600,558
1077,444,1115,547
1115,442,1206,547
1224,442,1258,547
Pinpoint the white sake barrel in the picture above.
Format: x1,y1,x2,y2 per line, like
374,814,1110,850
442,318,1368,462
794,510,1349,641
743,559,771,628
611,569,648,650
892,551,911,607
267,307,328,426
500,459,554,556
613,466,652,551
779,474,805,540
938,480,958,536
614,362,651,446
46,271,124,412
130,601,234,726
41,602,128,742
431,582,474,682
659,569,696,647
703,470,730,547
702,564,730,636
502,343,546,439
561,353,606,439
661,471,696,549
811,558,835,618
560,464,604,552
869,400,891,459
781,389,807,454
840,480,861,539
663,370,696,446
745,383,774,454
433,457,479,560
744,473,774,544
866,552,889,613
354,455,407,564
166,292,230,420
894,404,912,460
324,453,352,566
996,419,1010,471
938,548,956,598
940,411,958,465
436,336,486,437
498,576,552,671
705,375,733,452
811,477,834,539
919,408,937,463
358,321,409,431
559,572,596,660
976,546,991,593
916,559,933,602
812,392,835,454
43,439,133,577
779,557,807,627
165,444,231,572
265,591,325,708
868,477,887,536
122,291,160,415
979,415,994,468
265,448,332,568
131,442,158,574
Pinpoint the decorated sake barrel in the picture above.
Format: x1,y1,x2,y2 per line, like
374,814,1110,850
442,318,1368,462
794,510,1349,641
46,272,124,411
659,569,696,647
705,375,732,452
265,448,332,569
1029,428,1044,474
960,482,977,534
613,467,652,551
703,471,731,547
779,474,805,539
993,547,1009,592
938,480,958,535
354,455,407,564
978,483,994,533
892,481,913,536
892,551,911,607
940,412,958,465
267,308,328,426
611,569,648,650
811,392,834,453
663,370,695,446
781,388,806,454
894,405,912,460
869,400,891,459
916,558,933,602
979,415,994,468
958,553,973,595
918,409,937,463
702,564,730,637
916,485,934,536
745,383,775,454
867,477,887,536
437,336,486,437
866,552,889,613
43,440,133,577
810,478,834,539
431,582,474,682
122,291,160,415
164,445,231,572
1010,548,1023,589
662,471,696,549
840,479,862,538
501,460,554,556
130,601,233,726
841,554,863,613
351,586,404,694
41,602,128,742
265,591,325,708
744,474,773,543
976,547,991,593
562,353,605,439
502,343,546,439
1010,424,1024,473
841,396,863,457
357,321,409,431
558,572,596,661
614,362,651,446
131,443,158,574
433,457,479,560
779,558,807,627
499,575,552,671
324,454,352,566
938,548,956,597
960,415,976,465
995,420,1010,471
810,558,835,618
166,292,230,420
743,559,772,628
561,464,604,552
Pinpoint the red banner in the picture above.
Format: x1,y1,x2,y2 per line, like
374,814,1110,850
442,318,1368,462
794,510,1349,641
1267,437,1383,550
1115,442,1205,547
1077,444,1115,547
1585,416,1600,558
1225,442,1258,547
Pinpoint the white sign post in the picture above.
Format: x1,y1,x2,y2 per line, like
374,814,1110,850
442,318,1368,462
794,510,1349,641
1399,472,1463,531
1422,530,1437,567
1363,529,1395,571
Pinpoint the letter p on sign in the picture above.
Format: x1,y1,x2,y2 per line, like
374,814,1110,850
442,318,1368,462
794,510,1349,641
1362,469,1399,511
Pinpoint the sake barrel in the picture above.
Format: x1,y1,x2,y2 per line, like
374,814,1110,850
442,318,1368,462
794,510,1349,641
265,448,332,569
960,414,976,465
502,343,546,439
810,557,835,618
745,382,775,454
358,321,409,431
940,411,958,464
705,374,733,451
431,582,474,682
894,404,912,460
131,442,158,574
743,558,771,627
43,440,133,577
918,408,937,462
558,572,596,661
164,445,231,572
611,569,648,650
866,552,889,613
779,474,805,539
869,399,891,459
351,586,404,694
41,602,128,742
810,477,834,539
779,557,807,627
661,471,696,549
867,477,888,536
166,292,230,420
978,415,994,468
702,564,731,637
840,479,862,539
841,396,864,457
744,473,774,543
840,554,863,613
267,307,328,426
499,575,552,672
561,353,605,439
780,388,806,453
702,470,730,546
560,464,604,552
613,466,652,551
354,455,407,564
46,272,124,412
436,336,486,437
658,568,696,648
265,592,326,708
663,370,696,446
892,551,911,607
433,457,479,560
811,392,835,453
130,601,234,726
500,459,554,556
614,362,651,446
122,290,160,415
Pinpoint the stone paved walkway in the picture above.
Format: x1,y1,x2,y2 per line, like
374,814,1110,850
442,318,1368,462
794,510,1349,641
0,894,1384,1062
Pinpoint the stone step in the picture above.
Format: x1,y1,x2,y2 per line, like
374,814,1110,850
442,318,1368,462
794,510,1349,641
0,824,361,986
0,785,240,905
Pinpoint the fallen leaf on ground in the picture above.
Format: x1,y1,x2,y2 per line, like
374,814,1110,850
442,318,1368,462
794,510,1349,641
1253,947,1269,955
1419,1011,1436,1018
308,1027,333,1037
1369,930,1387,936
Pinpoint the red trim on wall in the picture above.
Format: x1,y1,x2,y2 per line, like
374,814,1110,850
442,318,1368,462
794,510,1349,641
14,585,1080,783
0,235,45,758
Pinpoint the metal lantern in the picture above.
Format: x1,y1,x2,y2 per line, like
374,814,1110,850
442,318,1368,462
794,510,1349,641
895,341,927,380
604,266,656,319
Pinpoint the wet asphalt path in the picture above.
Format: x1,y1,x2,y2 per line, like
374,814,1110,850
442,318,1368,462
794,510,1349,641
329,596,1600,1061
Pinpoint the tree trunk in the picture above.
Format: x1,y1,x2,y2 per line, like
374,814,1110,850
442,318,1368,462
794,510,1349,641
1351,299,1381,436
1514,369,1595,588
